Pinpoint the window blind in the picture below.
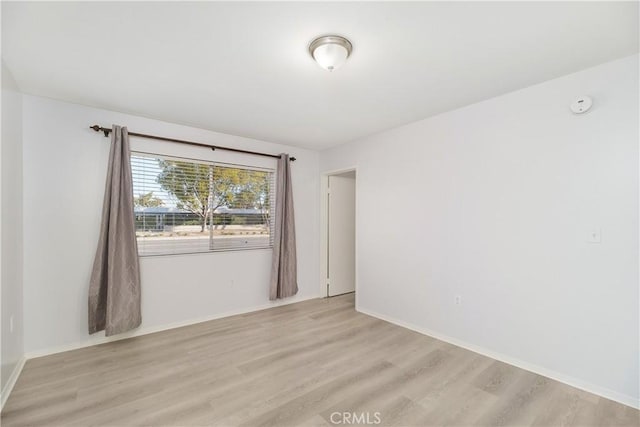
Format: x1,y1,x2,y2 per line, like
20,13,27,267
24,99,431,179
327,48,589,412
131,153,275,256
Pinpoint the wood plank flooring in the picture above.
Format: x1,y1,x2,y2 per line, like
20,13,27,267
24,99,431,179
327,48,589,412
2,294,638,426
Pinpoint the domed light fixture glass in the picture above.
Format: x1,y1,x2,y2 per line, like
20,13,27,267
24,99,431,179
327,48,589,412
309,35,353,72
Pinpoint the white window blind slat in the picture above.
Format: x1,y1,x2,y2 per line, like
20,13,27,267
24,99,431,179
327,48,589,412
131,153,275,256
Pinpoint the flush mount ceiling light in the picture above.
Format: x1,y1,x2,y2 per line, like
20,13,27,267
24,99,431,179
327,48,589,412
309,35,353,72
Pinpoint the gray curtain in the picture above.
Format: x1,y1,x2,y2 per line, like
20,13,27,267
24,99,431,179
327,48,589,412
88,125,142,336
269,154,298,300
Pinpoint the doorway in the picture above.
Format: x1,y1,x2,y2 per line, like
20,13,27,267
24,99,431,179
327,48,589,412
322,169,356,297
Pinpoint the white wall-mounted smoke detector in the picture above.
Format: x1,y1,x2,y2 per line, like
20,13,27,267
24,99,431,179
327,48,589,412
570,96,593,114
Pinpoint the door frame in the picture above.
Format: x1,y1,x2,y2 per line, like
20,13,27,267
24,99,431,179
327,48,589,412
320,167,358,305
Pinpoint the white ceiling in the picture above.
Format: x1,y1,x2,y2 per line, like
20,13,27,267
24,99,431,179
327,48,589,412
2,2,638,150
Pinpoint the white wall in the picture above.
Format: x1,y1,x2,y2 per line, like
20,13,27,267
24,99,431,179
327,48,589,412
22,96,320,355
320,55,639,406
1,63,24,392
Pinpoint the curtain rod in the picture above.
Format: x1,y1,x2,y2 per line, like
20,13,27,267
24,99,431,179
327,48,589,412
89,125,296,161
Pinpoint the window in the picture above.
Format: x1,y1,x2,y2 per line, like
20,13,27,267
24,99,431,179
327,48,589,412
131,153,275,256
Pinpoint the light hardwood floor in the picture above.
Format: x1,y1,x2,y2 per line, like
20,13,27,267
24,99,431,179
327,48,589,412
2,294,638,426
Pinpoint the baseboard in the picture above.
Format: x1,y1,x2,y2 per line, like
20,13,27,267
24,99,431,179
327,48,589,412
26,294,318,359
1,357,26,411
357,307,639,410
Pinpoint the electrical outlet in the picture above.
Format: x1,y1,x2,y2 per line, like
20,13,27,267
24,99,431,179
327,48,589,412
454,295,462,305
588,229,601,243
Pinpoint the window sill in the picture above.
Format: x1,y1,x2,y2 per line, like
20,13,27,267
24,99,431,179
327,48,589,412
137,246,273,258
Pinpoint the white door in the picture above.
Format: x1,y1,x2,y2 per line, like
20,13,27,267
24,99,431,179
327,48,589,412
328,174,356,296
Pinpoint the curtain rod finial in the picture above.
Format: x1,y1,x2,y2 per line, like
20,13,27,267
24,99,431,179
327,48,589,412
90,125,110,137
